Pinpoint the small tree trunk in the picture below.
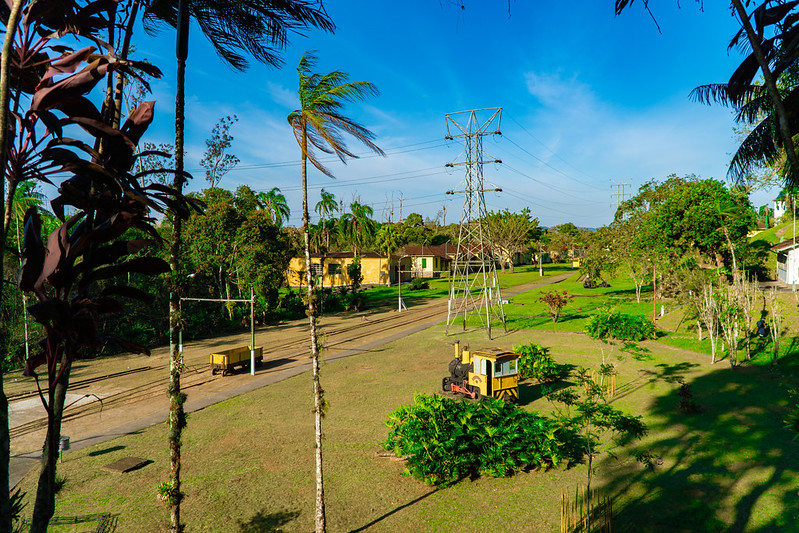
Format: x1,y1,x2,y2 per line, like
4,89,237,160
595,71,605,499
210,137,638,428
0,2,25,527
111,0,141,129
710,328,716,365
30,362,72,533
301,129,326,533
167,2,190,529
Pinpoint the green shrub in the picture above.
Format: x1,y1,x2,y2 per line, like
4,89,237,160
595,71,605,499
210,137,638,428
513,343,560,383
584,306,656,341
383,394,582,486
408,277,429,291
539,290,573,323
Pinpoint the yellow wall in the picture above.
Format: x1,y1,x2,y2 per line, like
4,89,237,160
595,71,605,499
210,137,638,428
287,256,393,287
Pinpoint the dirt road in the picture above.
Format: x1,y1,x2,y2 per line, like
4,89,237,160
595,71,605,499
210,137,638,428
8,271,573,486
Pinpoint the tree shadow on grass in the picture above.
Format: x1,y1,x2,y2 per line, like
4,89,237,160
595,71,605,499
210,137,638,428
599,361,799,532
87,445,125,457
237,509,301,533
519,379,574,405
349,489,438,532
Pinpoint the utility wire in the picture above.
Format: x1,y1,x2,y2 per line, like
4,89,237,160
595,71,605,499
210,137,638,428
502,163,607,204
508,116,604,189
187,138,447,173
502,133,606,192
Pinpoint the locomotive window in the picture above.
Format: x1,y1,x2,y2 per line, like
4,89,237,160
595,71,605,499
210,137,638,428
507,359,517,375
494,361,503,376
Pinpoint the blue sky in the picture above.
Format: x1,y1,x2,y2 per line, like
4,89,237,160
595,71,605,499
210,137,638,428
136,1,781,228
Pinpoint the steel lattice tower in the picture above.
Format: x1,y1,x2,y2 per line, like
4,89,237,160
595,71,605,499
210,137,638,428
445,108,506,339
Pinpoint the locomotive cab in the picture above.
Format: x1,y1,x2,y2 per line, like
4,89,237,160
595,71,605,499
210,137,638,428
443,342,519,402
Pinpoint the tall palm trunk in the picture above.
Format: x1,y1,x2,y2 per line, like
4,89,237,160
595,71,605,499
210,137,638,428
0,2,25,529
732,0,799,183
168,1,190,531
302,127,326,533
111,0,141,129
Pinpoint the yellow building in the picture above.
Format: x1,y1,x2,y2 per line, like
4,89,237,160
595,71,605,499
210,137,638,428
398,244,453,279
286,251,396,287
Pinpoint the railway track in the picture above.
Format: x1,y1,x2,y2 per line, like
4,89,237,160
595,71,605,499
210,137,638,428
9,273,573,445
8,300,449,442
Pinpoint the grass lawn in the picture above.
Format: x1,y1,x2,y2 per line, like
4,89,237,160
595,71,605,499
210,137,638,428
453,270,654,333
360,262,575,309
15,301,799,531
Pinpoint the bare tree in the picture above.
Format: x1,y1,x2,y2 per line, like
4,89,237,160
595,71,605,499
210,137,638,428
200,115,240,188
695,281,720,365
718,285,743,368
735,275,761,361
766,287,785,365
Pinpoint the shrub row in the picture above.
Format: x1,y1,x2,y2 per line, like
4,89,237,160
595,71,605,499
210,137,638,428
584,307,656,341
383,394,582,486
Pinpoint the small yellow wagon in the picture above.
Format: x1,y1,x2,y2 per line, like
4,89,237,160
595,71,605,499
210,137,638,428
210,346,263,376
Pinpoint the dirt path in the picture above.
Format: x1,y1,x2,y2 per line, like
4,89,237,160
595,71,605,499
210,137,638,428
8,271,574,486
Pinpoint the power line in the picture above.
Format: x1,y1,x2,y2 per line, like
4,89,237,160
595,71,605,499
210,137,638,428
508,116,603,189
502,163,607,204
187,138,448,173
270,167,448,193
501,134,606,193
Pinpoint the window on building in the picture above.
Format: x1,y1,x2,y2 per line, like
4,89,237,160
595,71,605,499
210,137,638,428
310,263,323,277
328,263,342,275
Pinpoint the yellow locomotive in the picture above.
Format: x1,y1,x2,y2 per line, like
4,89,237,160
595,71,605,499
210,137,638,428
442,341,519,402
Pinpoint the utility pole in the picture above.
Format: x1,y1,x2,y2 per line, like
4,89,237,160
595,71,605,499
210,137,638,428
444,107,506,339
611,180,631,219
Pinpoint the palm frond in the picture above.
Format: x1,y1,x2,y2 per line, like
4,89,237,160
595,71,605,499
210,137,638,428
144,1,334,71
728,118,780,183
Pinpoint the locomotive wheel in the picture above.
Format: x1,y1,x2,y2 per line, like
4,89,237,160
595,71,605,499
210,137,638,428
442,377,452,392
501,391,515,403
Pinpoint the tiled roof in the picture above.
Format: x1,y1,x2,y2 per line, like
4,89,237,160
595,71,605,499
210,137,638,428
771,237,799,252
306,251,388,259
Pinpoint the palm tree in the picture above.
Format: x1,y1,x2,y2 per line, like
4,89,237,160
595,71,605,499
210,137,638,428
257,187,291,227
374,224,401,285
9,182,48,362
287,50,383,533
341,200,376,254
314,188,337,249
144,0,335,71
159,6,332,531
0,3,25,523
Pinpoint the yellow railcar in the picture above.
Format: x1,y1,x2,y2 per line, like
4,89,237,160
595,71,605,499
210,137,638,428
210,345,263,376
442,342,519,402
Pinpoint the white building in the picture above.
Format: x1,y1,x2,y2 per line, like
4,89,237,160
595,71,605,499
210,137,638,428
773,238,799,284
774,195,787,220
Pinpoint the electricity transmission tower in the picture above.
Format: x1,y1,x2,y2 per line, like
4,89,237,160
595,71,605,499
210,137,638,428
611,180,631,218
445,108,506,339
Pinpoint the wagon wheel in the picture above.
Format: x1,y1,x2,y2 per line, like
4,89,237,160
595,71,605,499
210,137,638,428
442,377,452,392
211,368,217,375
468,385,483,401
222,369,229,377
